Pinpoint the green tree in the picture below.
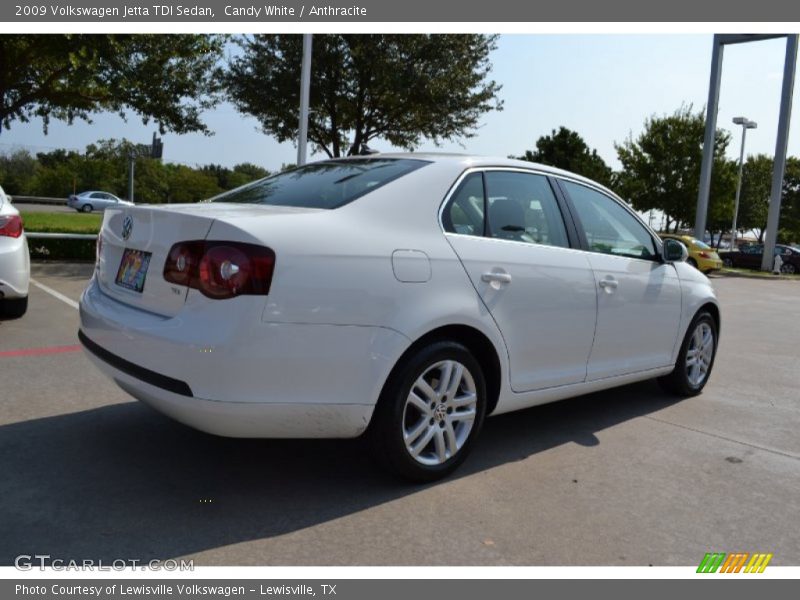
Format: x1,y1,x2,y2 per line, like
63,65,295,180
778,157,800,244
0,149,38,195
0,35,224,134
736,154,774,242
514,126,613,187
226,34,503,157
229,162,270,188
164,164,222,203
615,106,735,234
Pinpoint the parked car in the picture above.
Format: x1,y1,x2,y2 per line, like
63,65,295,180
660,234,723,273
0,185,30,318
79,155,720,481
719,243,800,274
68,191,133,213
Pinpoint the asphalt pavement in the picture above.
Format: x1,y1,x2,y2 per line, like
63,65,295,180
0,264,798,566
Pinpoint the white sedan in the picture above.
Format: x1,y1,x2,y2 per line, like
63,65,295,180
0,186,30,319
79,154,720,481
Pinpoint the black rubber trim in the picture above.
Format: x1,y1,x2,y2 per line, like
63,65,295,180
79,330,193,397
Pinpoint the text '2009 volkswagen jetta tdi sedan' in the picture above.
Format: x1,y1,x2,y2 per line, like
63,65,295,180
79,154,720,481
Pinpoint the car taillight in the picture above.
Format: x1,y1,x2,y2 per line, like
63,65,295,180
95,233,103,264
698,252,711,259
163,240,275,300
0,215,23,238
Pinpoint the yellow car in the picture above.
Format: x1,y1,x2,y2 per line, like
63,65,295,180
660,234,723,273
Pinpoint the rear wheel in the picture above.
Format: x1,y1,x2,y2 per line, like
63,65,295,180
81,204,93,213
687,257,698,269
368,341,487,482
658,311,717,397
0,296,28,319
723,257,733,268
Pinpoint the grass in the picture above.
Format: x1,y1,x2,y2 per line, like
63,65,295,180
21,211,102,234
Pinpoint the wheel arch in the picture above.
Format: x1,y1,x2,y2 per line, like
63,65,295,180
376,324,504,418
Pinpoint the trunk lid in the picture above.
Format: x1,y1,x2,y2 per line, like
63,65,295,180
97,203,321,317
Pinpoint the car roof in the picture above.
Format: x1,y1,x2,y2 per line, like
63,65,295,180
330,152,614,194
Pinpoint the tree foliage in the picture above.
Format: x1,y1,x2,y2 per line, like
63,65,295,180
0,35,225,134
226,34,503,157
0,140,268,204
514,126,613,187
778,157,800,245
615,106,736,232
736,154,776,241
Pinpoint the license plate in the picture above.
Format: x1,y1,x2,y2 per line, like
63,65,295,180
115,249,152,293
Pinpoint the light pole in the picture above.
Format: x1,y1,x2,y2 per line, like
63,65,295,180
730,116,757,250
297,34,312,166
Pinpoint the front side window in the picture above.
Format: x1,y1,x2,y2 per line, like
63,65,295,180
562,181,656,260
484,171,569,248
211,158,428,209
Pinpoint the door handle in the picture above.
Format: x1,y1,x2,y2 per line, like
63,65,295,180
481,272,513,284
598,278,618,291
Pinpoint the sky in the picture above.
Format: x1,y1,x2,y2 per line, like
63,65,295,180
1,34,799,172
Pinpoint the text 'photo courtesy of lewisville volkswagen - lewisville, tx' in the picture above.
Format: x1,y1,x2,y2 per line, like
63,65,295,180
1,6,799,595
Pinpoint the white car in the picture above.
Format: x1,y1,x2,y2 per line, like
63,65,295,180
0,186,30,319
79,155,720,480
68,191,133,212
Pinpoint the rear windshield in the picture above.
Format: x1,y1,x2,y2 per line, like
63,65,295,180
693,239,712,250
210,158,429,209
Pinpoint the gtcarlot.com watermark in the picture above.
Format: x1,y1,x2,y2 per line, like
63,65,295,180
15,554,194,571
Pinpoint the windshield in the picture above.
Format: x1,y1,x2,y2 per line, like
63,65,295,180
211,158,429,209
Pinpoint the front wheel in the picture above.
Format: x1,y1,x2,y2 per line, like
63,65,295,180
368,341,487,482
780,262,796,274
81,204,93,213
658,311,718,397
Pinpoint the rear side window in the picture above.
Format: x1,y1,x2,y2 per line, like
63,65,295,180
211,158,429,209
485,171,568,248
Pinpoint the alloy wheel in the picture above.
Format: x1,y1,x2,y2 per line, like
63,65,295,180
402,360,478,466
686,322,714,388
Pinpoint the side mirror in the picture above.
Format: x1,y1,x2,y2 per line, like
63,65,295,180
663,238,689,263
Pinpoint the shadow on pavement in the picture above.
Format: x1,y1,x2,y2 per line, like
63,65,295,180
0,380,678,564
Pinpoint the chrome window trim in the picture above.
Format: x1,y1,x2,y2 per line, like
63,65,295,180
437,166,573,250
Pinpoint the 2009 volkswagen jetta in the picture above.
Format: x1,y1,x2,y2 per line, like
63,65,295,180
79,154,719,481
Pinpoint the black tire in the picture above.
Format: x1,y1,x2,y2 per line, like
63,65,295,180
1,296,28,319
723,257,734,268
368,341,487,482
658,311,717,397
780,263,796,274
687,257,698,269
81,204,93,213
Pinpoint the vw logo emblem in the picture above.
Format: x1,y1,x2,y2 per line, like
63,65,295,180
121,215,133,241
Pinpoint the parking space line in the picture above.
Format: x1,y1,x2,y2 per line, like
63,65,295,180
30,278,80,310
0,344,82,359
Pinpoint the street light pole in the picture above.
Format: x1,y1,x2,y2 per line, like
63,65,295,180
730,116,757,250
297,34,312,167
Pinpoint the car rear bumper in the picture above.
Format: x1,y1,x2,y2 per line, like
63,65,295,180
699,258,723,272
78,276,410,438
0,235,30,298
